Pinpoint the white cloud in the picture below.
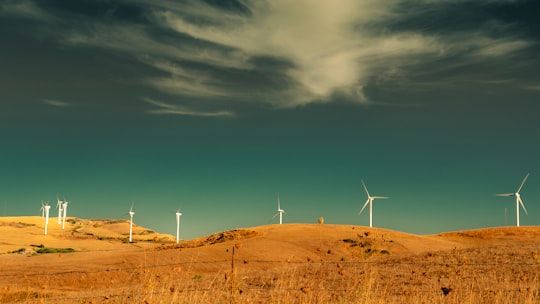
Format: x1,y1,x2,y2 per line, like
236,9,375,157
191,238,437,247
148,0,529,105
522,84,540,91
42,99,70,107
0,0,51,20
152,0,415,104
143,98,235,117
140,58,232,97
475,39,529,57
18,0,535,111
66,24,250,71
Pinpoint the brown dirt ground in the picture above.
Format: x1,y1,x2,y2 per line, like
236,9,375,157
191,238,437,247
1,217,539,303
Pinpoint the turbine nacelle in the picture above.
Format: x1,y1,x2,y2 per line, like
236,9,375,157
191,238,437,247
359,180,389,228
496,173,530,227
273,195,286,224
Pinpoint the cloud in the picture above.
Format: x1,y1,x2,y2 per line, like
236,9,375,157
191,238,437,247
522,85,540,91
6,0,538,112
150,0,415,105
0,0,51,20
42,99,71,107
143,98,235,117
140,0,533,105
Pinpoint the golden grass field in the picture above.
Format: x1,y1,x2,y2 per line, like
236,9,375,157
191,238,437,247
1,216,539,303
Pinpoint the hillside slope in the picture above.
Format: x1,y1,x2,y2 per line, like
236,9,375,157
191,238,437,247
0,216,174,253
1,217,539,303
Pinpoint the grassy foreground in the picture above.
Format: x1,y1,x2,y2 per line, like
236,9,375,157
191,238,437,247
1,241,538,303
1,221,539,303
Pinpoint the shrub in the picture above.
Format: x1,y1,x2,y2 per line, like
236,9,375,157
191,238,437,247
36,247,75,254
11,248,26,254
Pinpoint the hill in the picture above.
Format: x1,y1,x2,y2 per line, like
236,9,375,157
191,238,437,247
0,216,174,254
1,217,539,303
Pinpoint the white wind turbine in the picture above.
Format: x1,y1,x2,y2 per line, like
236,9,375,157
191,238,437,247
175,209,182,244
128,204,135,243
56,197,63,224
40,201,46,217
359,180,389,228
497,173,530,227
62,200,68,230
272,195,286,224
43,202,51,235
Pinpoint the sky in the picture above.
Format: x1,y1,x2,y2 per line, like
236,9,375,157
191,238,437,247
1,0,540,240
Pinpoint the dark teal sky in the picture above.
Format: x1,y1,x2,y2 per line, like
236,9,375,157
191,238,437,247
1,0,540,239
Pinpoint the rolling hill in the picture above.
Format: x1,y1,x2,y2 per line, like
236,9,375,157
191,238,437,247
1,216,539,303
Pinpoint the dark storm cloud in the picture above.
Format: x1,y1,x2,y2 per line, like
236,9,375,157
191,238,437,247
1,0,539,115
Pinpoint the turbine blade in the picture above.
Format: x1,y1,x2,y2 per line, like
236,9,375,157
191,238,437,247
359,199,370,214
272,212,279,219
496,193,514,197
516,173,530,193
278,194,280,210
361,180,371,197
519,197,528,215
373,196,389,199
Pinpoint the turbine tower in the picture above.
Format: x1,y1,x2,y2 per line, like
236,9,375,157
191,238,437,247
43,202,51,235
56,197,63,224
359,180,389,228
175,210,182,244
272,195,286,224
128,204,135,243
497,173,530,227
62,200,68,230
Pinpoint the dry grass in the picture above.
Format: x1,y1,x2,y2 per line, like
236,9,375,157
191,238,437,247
1,218,539,303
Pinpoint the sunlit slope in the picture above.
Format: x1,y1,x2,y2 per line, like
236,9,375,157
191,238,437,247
0,216,174,253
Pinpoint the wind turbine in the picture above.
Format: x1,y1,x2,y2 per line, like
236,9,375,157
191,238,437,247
496,173,530,227
359,180,389,228
56,197,63,224
272,195,286,224
62,200,68,230
175,209,182,244
43,202,51,235
128,204,135,243
40,201,46,217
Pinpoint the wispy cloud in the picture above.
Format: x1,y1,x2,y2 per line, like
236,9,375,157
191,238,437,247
42,99,71,107
143,98,235,117
522,85,540,91
0,0,51,20
4,0,538,112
